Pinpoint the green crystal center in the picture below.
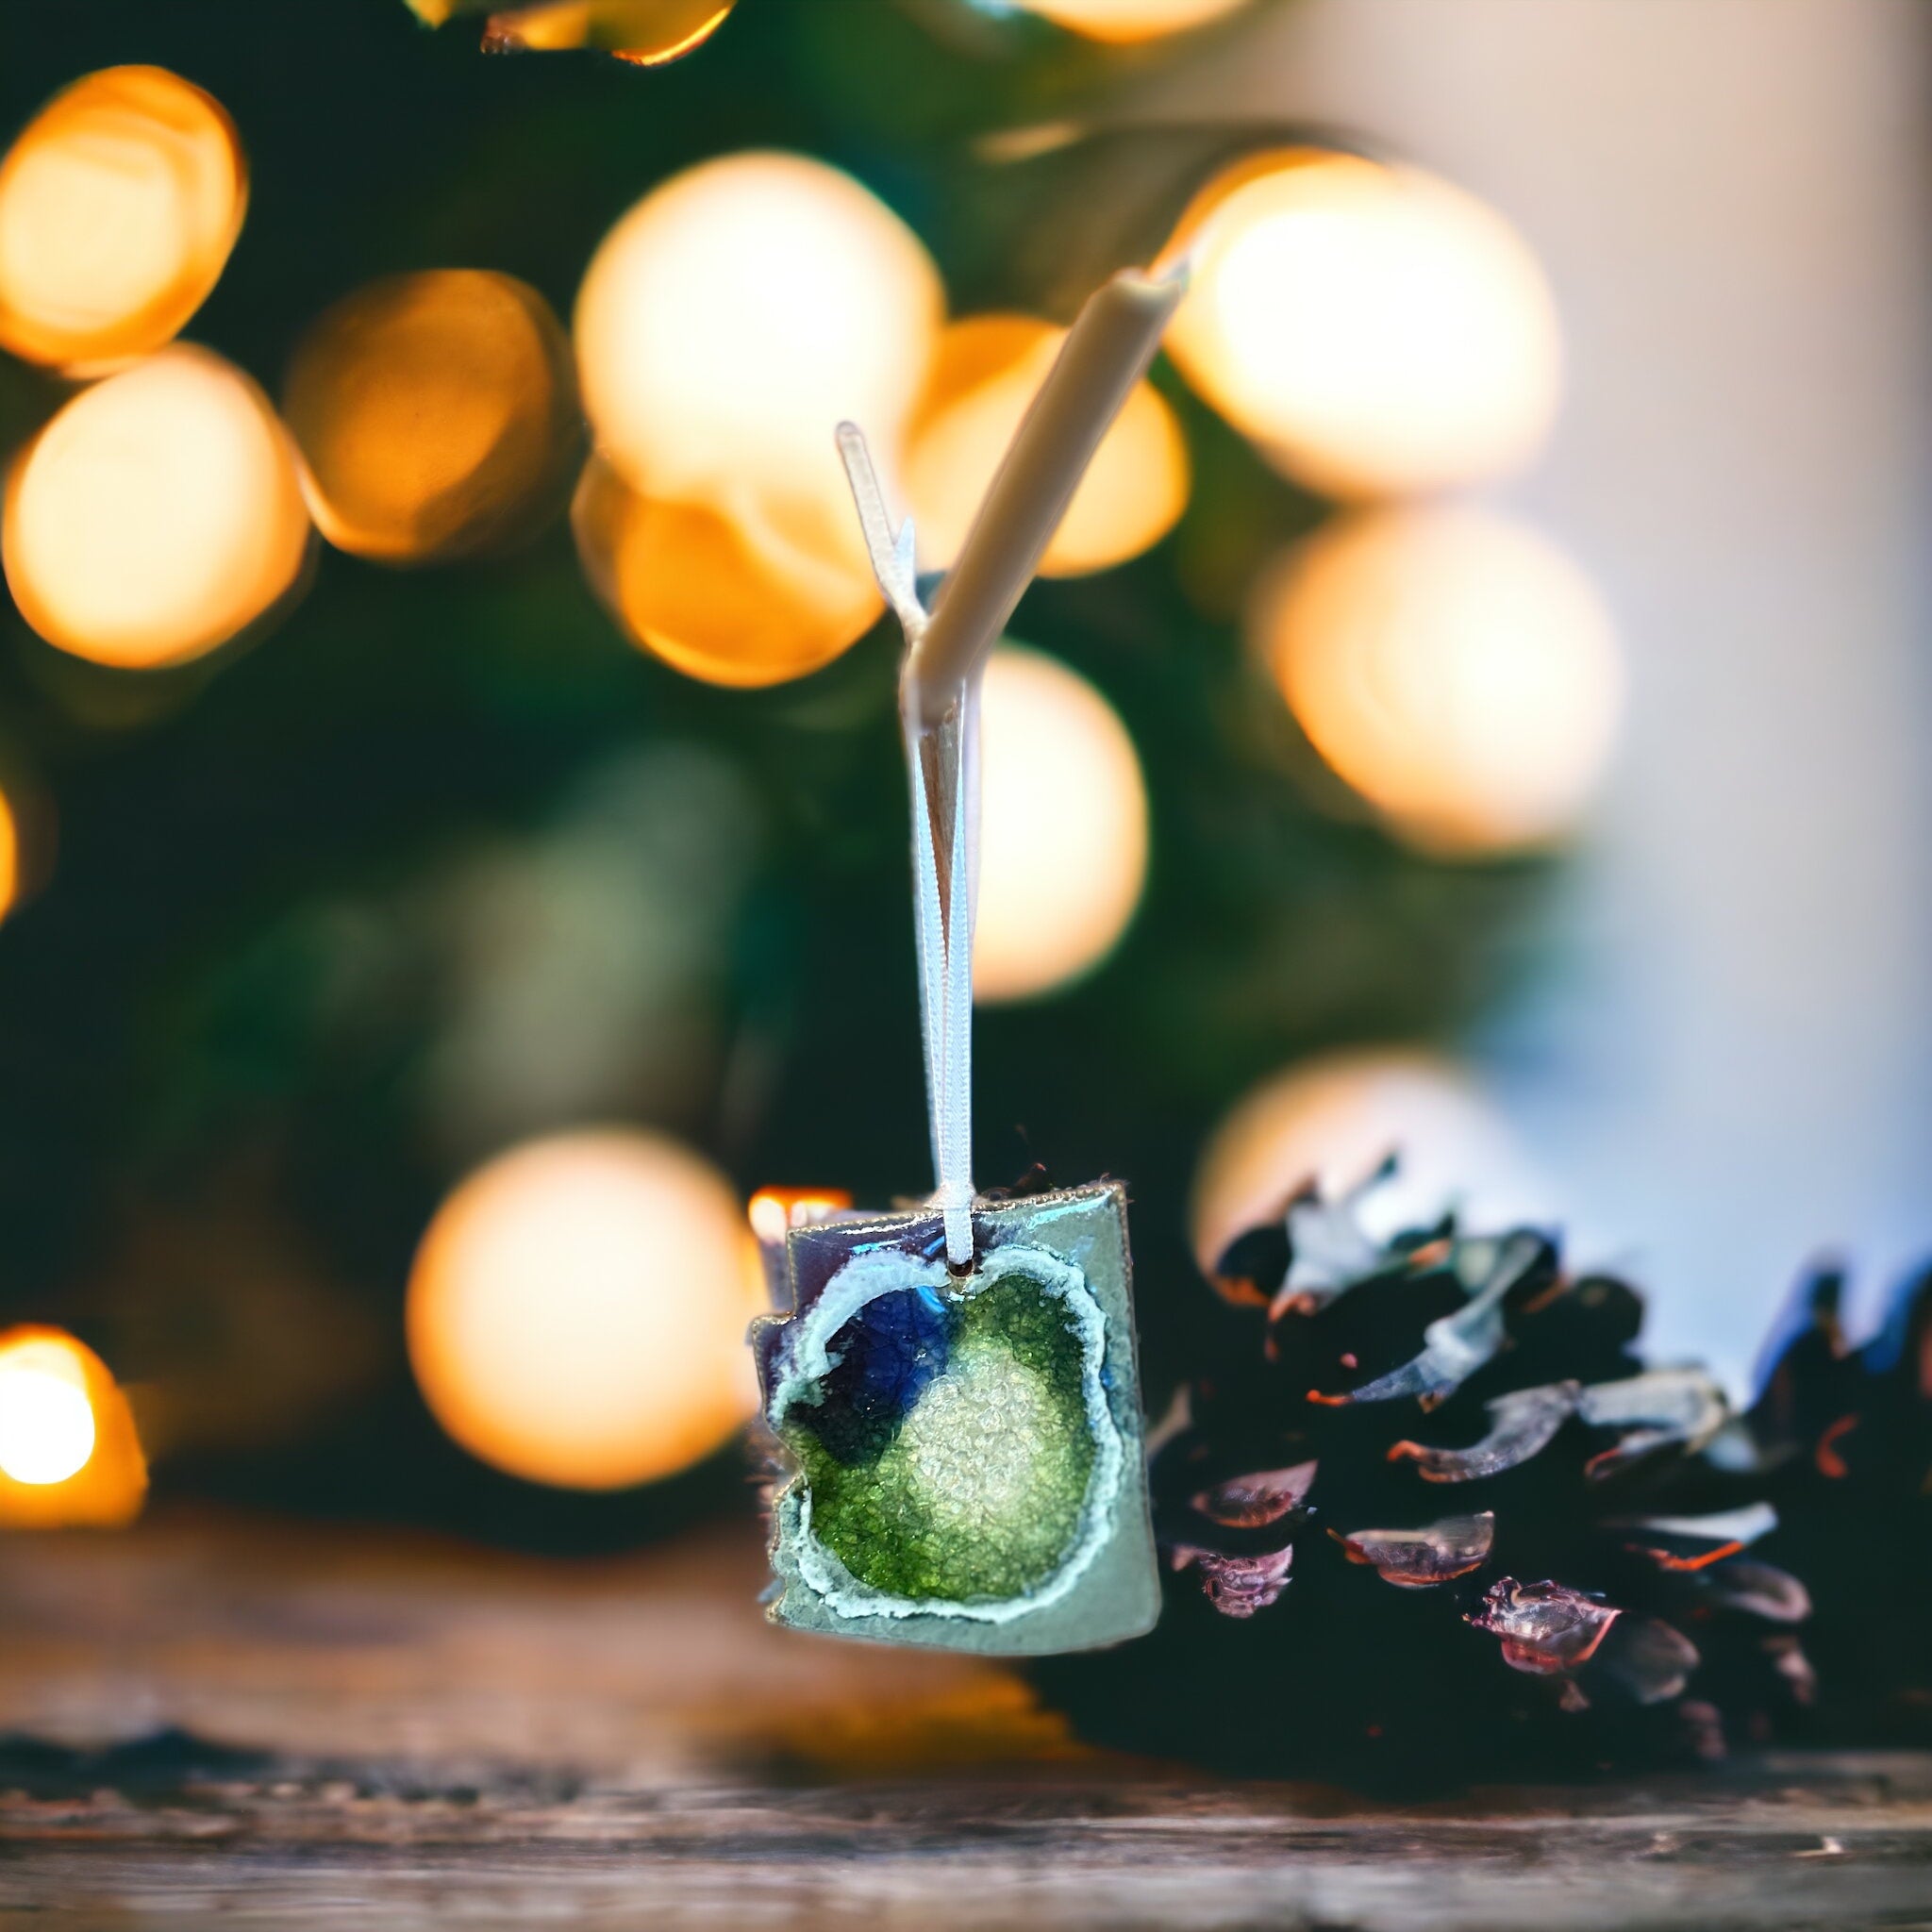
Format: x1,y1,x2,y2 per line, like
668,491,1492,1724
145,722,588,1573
790,1274,1098,1605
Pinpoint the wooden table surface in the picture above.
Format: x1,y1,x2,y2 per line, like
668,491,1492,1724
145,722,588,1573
1,1507,1928,1929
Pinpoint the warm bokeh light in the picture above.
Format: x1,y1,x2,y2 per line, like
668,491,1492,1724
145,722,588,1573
0,1326,148,1528
0,790,17,926
1255,506,1624,856
1164,150,1560,499
0,1361,92,1486
575,149,941,563
407,1128,766,1491
747,1188,854,1246
1008,0,1252,41
1191,1048,1548,1281
573,455,879,688
748,1189,853,1307
481,0,736,61
4,346,311,671
974,644,1148,1004
284,270,578,565
905,314,1189,578
0,66,245,372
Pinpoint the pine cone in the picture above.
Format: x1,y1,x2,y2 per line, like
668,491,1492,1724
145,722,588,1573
1741,1257,1932,1741
1035,1165,1816,1786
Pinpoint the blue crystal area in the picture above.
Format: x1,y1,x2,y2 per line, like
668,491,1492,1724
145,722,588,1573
805,1285,952,1466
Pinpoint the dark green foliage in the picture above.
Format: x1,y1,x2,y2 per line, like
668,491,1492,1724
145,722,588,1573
0,0,1545,1541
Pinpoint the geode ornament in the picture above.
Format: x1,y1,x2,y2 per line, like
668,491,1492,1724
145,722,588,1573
754,1181,1159,1654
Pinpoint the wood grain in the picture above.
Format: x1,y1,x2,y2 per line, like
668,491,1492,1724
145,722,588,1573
1,1507,1928,1929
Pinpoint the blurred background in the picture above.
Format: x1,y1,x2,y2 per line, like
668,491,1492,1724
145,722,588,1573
0,0,1924,1550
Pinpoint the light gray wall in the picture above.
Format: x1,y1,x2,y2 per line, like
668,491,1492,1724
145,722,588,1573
1148,0,1932,1384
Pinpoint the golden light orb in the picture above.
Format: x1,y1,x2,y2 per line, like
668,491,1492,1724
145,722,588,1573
480,0,737,62
1191,1048,1545,1281
974,644,1148,1004
407,1129,766,1491
573,455,879,688
574,149,941,541
905,314,1189,578
0,1357,92,1486
0,790,17,926
747,1188,854,1245
1165,151,1560,499
283,270,578,565
0,66,245,372
1255,506,1623,856
1009,0,1252,41
0,1326,148,1528
4,346,310,671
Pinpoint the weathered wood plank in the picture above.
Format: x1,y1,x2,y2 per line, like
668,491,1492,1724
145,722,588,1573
1,1510,1928,1929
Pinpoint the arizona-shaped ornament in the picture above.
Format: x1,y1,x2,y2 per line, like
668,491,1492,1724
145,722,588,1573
753,1180,1158,1654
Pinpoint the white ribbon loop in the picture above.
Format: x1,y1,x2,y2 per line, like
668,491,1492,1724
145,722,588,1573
839,425,977,1272
905,675,978,1271
834,264,1183,1278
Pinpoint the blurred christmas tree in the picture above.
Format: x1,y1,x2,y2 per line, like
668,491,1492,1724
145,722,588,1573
0,0,1612,1543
